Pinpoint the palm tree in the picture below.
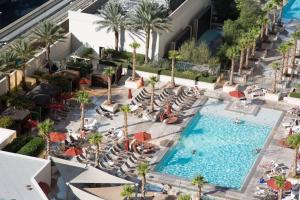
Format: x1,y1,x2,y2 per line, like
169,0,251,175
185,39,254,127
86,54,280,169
121,184,135,200
130,0,170,63
291,28,300,68
287,133,300,176
168,50,180,87
226,46,240,86
137,162,149,199
120,104,131,147
95,1,125,51
103,67,115,105
75,90,90,131
0,51,17,94
192,175,206,200
277,42,289,81
32,21,65,69
250,27,261,57
238,37,247,75
88,133,103,167
244,34,253,68
274,175,286,200
148,76,158,112
267,0,281,33
37,119,54,159
129,41,141,81
177,194,192,200
9,38,35,90
271,61,280,93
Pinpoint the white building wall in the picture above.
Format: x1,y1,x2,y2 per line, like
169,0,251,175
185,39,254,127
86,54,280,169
158,0,211,56
68,11,160,59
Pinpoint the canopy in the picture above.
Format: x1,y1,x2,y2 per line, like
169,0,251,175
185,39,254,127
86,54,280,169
229,91,245,98
50,132,66,142
134,131,151,142
38,181,51,195
64,147,82,156
267,178,292,191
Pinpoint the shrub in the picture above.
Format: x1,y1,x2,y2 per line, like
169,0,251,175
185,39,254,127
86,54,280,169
3,135,33,153
106,49,145,65
81,47,94,59
66,60,93,77
17,137,45,157
48,75,71,92
0,116,13,128
290,92,300,99
179,40,211,65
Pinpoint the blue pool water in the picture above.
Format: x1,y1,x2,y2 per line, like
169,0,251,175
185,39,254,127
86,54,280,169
155,99,282,189
283,0,300,22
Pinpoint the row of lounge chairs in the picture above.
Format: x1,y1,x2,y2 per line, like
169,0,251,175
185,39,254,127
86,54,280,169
171,89,197,112
132,88,151,105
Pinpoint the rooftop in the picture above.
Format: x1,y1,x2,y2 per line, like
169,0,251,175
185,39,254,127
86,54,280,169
0,128,16,150
0,151,50,200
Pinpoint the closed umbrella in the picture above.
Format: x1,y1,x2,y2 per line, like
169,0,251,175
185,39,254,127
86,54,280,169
24,119,38,129
80,78,91,85
128,89,133,99
134,131,151,142
267,178,292,191
64,147,82,156
165,103,172,115
50,132,66,142
229,91,245,98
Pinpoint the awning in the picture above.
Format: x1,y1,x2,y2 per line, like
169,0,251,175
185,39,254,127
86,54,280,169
64,147,82,157
267,178,292,191
134,131,151,142
50,132,66,142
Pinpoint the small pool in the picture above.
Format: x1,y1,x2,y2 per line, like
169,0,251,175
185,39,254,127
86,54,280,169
155,99,282,189
199,29,222,44
283,0,300,22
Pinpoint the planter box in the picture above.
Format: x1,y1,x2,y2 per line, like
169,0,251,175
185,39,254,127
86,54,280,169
125,77,142,89
223,82,239,93
122,68,217,91
265,92,282,102
284,96,300,106
101,100,119,113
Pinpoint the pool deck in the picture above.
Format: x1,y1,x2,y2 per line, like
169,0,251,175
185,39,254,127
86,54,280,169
54,84,295,200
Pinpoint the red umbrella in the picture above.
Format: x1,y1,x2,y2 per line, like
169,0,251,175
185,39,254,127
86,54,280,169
24,119,38,129
134,131,151,142
48,103,64,110
80,78,91,85
229,91,245,98
64,147,82,156
58,93,73,100
267,178,292,191
128,88,133,99
50,132,66,142
38,181,51,195
140,77,144,87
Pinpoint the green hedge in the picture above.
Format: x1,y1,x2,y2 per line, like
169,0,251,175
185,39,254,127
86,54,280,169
106,49,145,65
0,116,14,128
17,137,45,157
3,135,33,153
135,65,217,83
290,92,300,98
66,60,93,77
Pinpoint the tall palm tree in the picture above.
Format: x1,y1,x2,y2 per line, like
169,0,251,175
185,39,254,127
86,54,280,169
274,175,286,200
287,133,300,177
192,175,206,200
168,50,180,88
88,133,103,167
75,90,90,131
95,1,125,51
267,0,281,33
0,51,17,94
277,42,289,81
9,38,35,90
129,41,141,81
250,27,261,57
130,0,170,63
238,37,247,75
178,194,192,200
120,104,131,147
244,34,253,68
271,61,280,93
291,28,300,68
148,76,158,112
121,184,135,200
103,67,115,105
137,162,149,199
32,21,65,70
37,119,54,159
226,46,240,86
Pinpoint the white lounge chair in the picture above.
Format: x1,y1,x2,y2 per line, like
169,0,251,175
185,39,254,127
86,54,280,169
283,193,296,200
84,119,98,130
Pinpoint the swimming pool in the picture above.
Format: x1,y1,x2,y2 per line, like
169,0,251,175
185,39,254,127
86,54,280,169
155,99,282,189
283,0,300,22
